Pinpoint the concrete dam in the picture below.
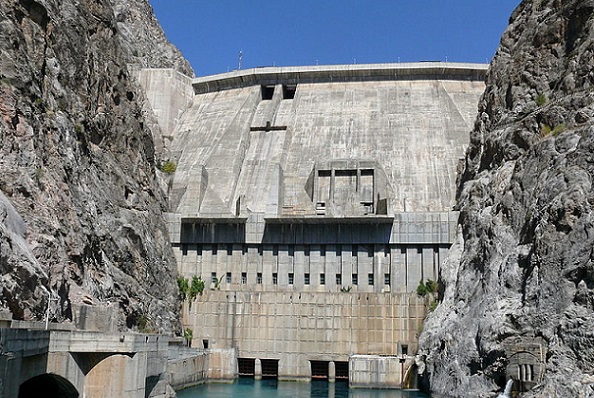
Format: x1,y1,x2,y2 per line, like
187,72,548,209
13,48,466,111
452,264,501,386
147,62,488,385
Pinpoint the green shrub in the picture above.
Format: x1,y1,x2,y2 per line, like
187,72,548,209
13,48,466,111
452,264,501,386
213,275,223,290
161,160,177,174
541,124,552,136
425,279,438,293
551,123,566,136
137,313,151,333
189,275,204,301
541,123,566,137
416,280,428,296
417,279,438,297
535,93,547,106
428,299,439,313
183,328,193,346
177,276,189,301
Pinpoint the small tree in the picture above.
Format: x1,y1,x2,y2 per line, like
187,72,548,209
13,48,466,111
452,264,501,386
213,275,224,290
416,280,428,296
425,279,438,294
417,279,438,297
183,328,193,347
177,276,189,301
189,276,205,302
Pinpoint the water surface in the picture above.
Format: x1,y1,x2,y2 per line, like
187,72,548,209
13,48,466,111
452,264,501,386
177,379,430,398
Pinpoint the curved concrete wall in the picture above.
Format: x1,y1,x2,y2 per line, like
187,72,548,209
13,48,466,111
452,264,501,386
170,63,486,217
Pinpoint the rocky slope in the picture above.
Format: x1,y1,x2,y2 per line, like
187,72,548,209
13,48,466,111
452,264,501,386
418,1,594,397
0,0,192,333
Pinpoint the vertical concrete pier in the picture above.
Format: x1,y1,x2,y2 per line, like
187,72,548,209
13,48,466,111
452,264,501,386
255,358,262,380
329,361,336,383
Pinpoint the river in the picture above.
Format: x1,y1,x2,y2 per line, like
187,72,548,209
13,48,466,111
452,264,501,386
177,379,430,398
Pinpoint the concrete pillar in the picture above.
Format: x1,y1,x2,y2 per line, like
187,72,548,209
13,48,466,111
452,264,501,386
406,247,422,293
422,247,434,282
329,361,336,383
254,358,262,380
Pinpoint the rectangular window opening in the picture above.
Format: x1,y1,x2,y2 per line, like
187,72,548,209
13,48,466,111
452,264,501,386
335,169,356,177
282,84,297,99
384,273,390,285
310,360,329,379
316,202,326,215
241,272,247,284
288,273,294,285
368,273,374,285
272,272,278,285
304,273,310,285
226,272,232,283
238,358,256,377
336,274,342,286
261,85,275,100
352,274,358,285
261,359,279,379
335,362,349,380
211,272,217,284
257,272,263,284
401,344,408,356
320,273,326,285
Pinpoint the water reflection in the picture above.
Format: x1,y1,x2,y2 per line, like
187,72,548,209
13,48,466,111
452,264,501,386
177,379,430,398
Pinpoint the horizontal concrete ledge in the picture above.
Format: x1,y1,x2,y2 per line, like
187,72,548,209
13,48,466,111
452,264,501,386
264,216,395,224
182,217,248,224
193,62,488,94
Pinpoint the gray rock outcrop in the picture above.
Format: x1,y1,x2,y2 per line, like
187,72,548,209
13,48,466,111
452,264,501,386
418,1,594,397
0,0,192,333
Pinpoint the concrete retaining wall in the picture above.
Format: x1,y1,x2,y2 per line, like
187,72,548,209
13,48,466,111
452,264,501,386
350,355,413,388
167,349,209,390
185,290,424,381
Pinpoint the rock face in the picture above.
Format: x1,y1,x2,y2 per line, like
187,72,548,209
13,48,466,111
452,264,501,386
418,1,594,397
108,0,193,76
0,0,192,333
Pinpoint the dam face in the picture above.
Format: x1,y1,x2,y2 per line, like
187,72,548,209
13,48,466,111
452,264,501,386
161,63,487,384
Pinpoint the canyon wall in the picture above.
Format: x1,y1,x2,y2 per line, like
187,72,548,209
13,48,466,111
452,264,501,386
0,0,192,333
418,1,594,397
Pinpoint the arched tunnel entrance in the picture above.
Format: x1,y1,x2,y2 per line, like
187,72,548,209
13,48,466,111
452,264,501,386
19,373,79,398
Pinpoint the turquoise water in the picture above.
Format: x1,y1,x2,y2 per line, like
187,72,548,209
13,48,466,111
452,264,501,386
177,379,430,398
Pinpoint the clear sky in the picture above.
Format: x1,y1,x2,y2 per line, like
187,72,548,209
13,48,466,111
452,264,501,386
148,1,521,77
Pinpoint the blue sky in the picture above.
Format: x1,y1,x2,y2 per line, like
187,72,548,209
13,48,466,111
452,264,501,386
149,1,521,77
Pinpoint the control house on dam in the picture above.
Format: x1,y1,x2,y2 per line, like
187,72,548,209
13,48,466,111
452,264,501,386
161,63,487,386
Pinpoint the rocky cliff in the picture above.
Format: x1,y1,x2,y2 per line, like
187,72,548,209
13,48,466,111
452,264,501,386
418,1,594,397
0,0,192,333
